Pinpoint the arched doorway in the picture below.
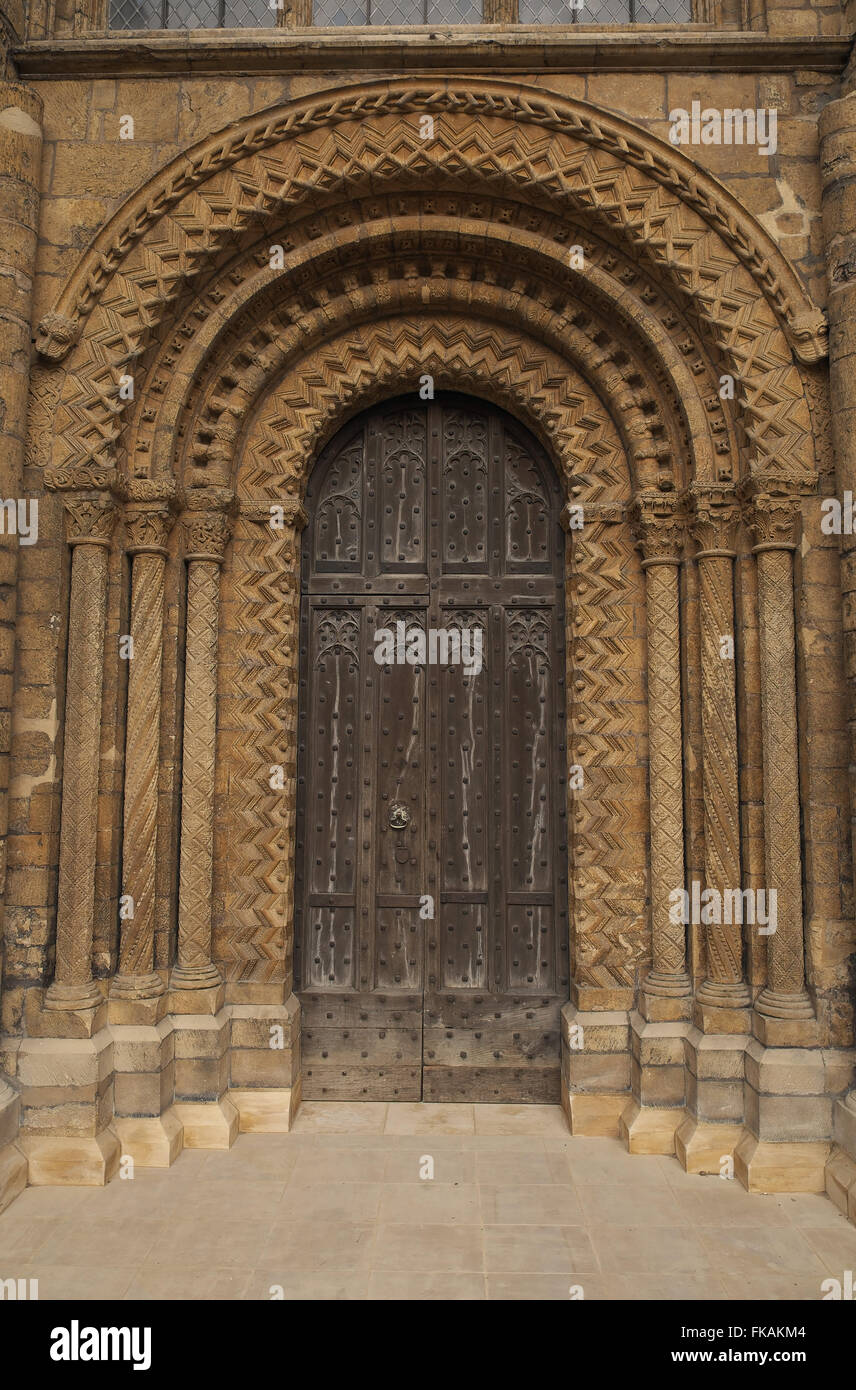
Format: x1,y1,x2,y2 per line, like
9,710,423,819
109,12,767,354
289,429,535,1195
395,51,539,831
294,393,570,1102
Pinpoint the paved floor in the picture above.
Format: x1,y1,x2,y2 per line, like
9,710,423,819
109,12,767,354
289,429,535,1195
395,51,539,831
2,1103,855,1300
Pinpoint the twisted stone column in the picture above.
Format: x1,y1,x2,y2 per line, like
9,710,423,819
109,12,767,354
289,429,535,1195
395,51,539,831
110,493,177,1004
172,496,234,996
45,495,117,1011
745,480,815,1037
691,488,751,1026
631,494,691,1016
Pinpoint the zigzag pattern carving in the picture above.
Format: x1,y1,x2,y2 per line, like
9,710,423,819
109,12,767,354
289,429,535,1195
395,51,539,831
47,94,814,487
567,523,648,990
225,318,646,990
217,515,301,982
240,317,626,504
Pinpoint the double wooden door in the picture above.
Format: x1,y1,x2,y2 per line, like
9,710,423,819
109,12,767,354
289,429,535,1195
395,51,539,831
295,394,569,1101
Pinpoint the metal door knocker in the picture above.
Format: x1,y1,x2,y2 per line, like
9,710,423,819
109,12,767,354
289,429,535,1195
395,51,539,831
388,801,411,830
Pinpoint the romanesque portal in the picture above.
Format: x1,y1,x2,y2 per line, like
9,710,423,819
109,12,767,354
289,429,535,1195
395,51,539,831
0,48,855,1224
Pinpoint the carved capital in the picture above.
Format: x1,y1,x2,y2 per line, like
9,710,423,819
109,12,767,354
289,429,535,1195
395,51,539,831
124,506,175,556
741,476,815,552
36,310,81,361
184,510,234,564
629,492,686,565
689,486,741,556
64,497,117,548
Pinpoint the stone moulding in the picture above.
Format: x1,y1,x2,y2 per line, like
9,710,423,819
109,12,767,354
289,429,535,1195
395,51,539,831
35,79,826,370
13,33,852,80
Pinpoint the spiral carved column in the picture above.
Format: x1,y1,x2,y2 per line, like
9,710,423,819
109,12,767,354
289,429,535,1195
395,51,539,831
45,494,117,1012
110,492,177,1008
171,495,234,1002
691,488,751,1030
631,494,692,1020
744,479,817,1045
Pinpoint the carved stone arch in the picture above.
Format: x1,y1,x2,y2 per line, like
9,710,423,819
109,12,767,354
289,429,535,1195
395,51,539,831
216,314,649,1000
121,211,737,492
36,78,823,490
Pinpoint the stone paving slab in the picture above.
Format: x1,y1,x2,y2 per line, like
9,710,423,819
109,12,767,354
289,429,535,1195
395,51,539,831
1,1103,854,1300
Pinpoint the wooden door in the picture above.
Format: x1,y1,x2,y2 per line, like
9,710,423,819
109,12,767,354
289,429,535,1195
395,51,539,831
295,395,569,1101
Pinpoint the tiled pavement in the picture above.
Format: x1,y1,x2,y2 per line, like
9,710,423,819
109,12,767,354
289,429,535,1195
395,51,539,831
2,1103,856,1300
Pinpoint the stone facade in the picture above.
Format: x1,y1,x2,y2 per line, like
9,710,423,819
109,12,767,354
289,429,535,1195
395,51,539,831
0,0,855,1220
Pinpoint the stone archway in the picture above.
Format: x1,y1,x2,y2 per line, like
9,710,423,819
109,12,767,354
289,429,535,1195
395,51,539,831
10,77,840,1196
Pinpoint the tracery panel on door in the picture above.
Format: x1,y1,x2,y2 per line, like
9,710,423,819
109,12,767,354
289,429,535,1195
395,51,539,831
295,394,569,1101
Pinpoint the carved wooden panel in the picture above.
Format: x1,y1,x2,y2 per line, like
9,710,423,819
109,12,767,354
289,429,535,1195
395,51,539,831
296,394,568,1100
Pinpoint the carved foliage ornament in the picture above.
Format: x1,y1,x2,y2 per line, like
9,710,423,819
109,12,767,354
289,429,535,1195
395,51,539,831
184,510,233,562
741,477,816,551
629,494,687,564
64,498,117,547
689,488,742,556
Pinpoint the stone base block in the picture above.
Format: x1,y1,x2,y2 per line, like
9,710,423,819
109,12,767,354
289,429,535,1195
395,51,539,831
675,1115,744,1175
0,1141,27,1213
619,1099,681,1154
825,1147,856,1223
561,1088,626,1137
114,1109,184,1168
735,1133,830,1193
752,1012,821,1048
230,1086,299,1133
172,1096,238,1149
18,1129,121,1186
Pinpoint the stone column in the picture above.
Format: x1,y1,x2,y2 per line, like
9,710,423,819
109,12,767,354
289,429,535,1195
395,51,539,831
744,478,816,1045
690,487,751,1031
109,488,177,1013
45,493,117,1013
170,493,233,1007
630,493,692,1017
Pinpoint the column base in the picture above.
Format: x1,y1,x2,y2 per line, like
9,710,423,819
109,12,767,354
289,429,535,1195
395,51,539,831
619,1099,682,1154
18,1129,121,1186
169,978,226,1015
229,1084,301,1134
114,1109,184,1168
0,1142,27,1213
560,1088,626,1137
43,980,103,1012
172,1096,238,1149
109,971,165,999
753,989,819,1046
675,1115,744,1175
694,979,752,1034
638,970,692,1022
735,1133,830,1194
